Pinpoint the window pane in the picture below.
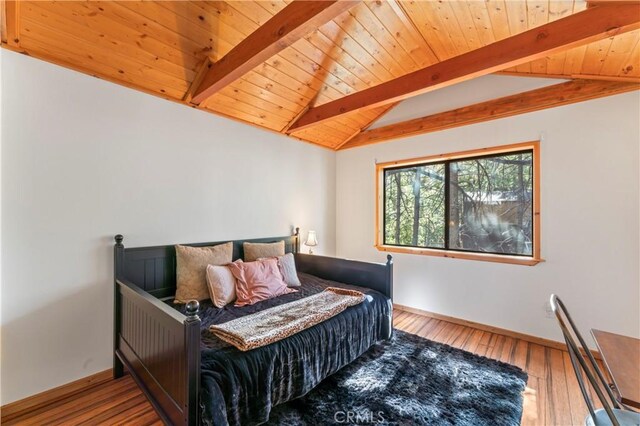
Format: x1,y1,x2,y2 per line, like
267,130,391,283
448,152,533,255
384,164,445,248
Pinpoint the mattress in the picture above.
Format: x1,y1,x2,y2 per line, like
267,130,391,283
170,272,392,426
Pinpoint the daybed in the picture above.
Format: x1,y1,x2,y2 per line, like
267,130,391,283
113,230,393,425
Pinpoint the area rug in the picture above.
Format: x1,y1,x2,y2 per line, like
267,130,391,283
266,330,527,426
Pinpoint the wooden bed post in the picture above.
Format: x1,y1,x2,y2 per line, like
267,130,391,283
113,234,125,379
386,254,393,301
386,254,394,339
294,227,300,253
184,301,201,426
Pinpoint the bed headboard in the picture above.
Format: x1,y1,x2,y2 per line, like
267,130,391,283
114,229,300,298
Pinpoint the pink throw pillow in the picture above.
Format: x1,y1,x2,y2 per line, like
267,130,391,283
228,258,296,307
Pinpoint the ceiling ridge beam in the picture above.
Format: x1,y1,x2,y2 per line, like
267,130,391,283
289,3,640,132
190,0,359,105
339,79,640,150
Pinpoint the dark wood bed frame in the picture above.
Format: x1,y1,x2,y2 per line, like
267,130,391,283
113,229,393,426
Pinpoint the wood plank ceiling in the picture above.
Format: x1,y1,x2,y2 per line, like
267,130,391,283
1,1,639,150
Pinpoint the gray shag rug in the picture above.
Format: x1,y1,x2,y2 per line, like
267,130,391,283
266,330,527,426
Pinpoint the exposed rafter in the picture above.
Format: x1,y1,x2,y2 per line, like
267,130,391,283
340,79,640,150
1,0,20,47
183,57,212,103
495,71,640,83
190,0,359,105
289,3,640,132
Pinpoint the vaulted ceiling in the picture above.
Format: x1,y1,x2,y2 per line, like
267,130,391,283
2,1,639,150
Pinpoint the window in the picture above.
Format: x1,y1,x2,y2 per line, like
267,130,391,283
376,142,541,265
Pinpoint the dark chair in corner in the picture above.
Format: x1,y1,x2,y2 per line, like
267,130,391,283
550,295,640,426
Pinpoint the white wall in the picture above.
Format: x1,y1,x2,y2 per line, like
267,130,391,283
337,86,640,346
0,50,336,404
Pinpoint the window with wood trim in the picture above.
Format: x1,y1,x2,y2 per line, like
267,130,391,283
376,142,541,265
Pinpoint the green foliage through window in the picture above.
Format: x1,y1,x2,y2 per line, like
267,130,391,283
383,150,534,256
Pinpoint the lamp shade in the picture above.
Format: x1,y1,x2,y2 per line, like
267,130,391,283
305,230,318,247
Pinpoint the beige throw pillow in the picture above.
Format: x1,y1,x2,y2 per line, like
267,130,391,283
206,264,237,308
243,241,285,262
174,242,233,303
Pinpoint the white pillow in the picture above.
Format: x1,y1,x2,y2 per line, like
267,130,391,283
277,253,302,287
206,264,237,308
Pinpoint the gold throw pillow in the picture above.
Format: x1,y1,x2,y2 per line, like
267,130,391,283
174,242,233,303
243,241,285,262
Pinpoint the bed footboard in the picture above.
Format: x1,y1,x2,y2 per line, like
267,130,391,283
114,234,201,426
115,279,200,425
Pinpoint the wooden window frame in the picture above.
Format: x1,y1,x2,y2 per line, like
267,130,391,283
375,141,542,266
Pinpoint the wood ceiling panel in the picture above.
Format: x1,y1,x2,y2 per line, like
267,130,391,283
74,1,207,62
290,104,396,149
277,47,358,96
485,0,511,41
466,1,499,47
366,1,438,67
295,37,373,91
621,39,640,78
118,1,231,61
332,5,412,77
203,94,289,131
19,13,188,98
599,32,640,77
249,64,317,105
316,20,396,82
581,37,615,75
23,2,194,82
229,78,306,113
302,28,383,87
216,86,297,120
400,1,456,61
448,1,485,51
3,0,636,150
502,28,640,80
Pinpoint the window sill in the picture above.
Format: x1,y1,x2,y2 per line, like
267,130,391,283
375,245,544,266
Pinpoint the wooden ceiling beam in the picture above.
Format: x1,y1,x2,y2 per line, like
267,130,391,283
289,3,640,131
1,0,20,47
190,0,359,105
495,71,640,83
339,79,640,150
183,57,212,103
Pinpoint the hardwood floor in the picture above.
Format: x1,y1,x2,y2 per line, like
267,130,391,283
5,309,594,425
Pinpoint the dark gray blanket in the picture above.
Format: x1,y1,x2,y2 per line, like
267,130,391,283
171,273,392,426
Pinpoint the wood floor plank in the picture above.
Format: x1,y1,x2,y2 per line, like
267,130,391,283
450,324,474,349
462,329,486,353
546,348,573,426
8,309,591,425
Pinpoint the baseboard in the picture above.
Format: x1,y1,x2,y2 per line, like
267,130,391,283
394,303,602,360
1,369,113,423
